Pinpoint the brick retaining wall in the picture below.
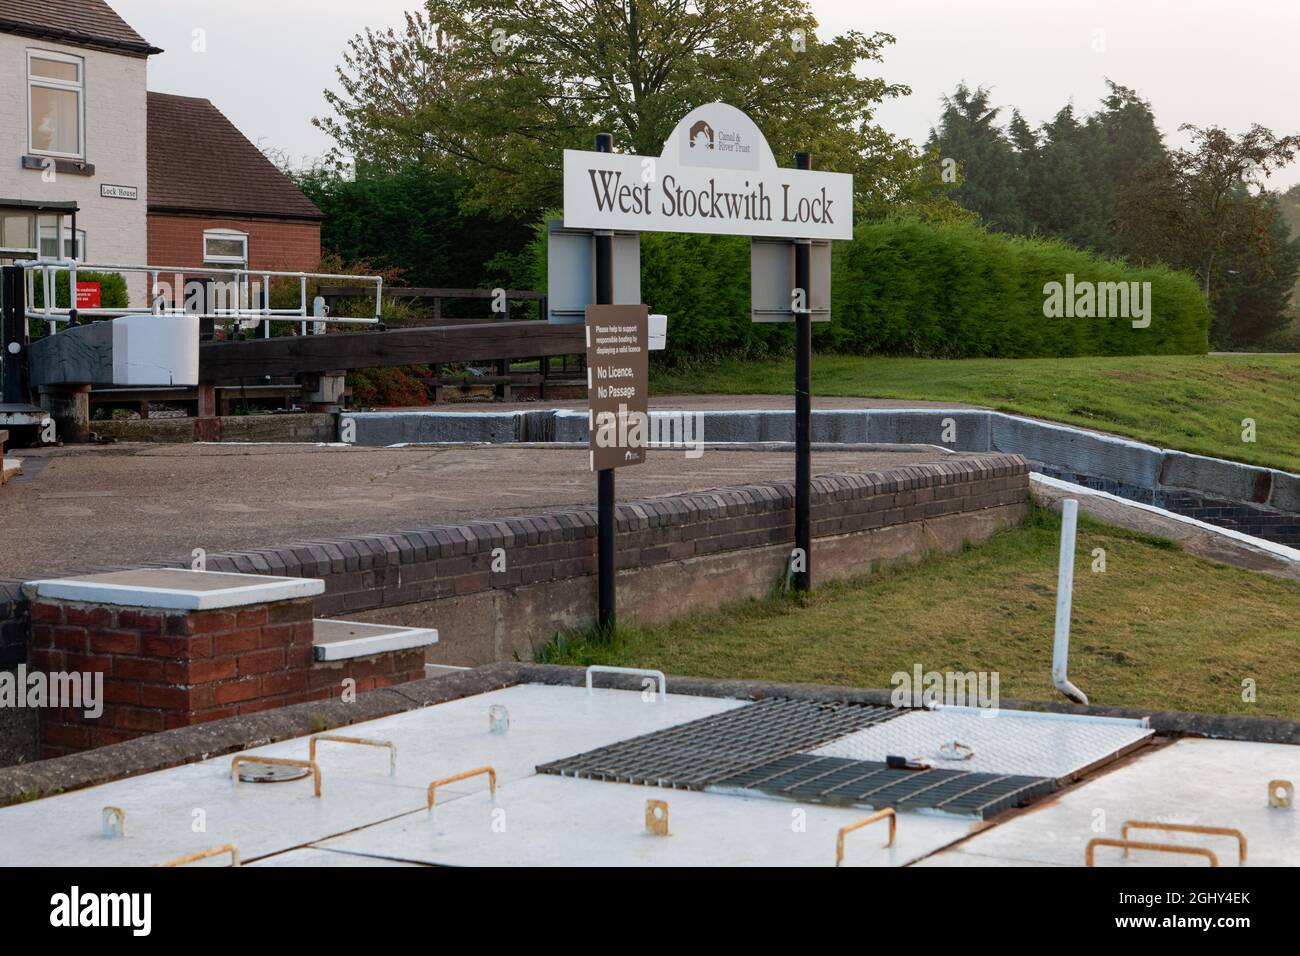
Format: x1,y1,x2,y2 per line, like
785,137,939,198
1,454,1029,671
203,454,1028,635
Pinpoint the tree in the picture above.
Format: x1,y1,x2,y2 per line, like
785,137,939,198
1114,125,1300,346
1089,82,1164,193
1114,124,1300,316
1030,104,1107,250
926,80,1164,251
317,0,928,217
294,163,534,298
925,84,1026,232
1210,191,1300,346
1085,81,1165,255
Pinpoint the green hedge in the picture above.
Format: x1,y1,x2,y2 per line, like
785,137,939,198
30,270,129,310
828,219,1210,358
533,216,1211,361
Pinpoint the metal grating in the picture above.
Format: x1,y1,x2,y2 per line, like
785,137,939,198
713,753,1057,819
810,708,1152,781
537,697,901,789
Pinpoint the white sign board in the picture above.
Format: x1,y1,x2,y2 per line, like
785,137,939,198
751,238,831,322
546,221,641,325
100,184,138,200
563,103,852,240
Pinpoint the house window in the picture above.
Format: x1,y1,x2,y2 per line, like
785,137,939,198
37,220,86,259
203,229,247,268
28,50,85,158
1,215,35,254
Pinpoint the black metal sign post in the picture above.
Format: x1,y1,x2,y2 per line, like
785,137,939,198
594,132,617,631
793,151,813,592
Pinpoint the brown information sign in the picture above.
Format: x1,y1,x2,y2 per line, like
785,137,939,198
586,303,649,471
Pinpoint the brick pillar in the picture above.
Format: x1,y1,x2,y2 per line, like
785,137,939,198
26,583,431,759
29,596,316,758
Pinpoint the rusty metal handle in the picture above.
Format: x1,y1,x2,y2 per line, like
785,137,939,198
1121,821,1246,864
1087,837,1218,867
157,844,241,868
427,765,497,809
231,755,322,797
310,734,397,775
835,808,896,866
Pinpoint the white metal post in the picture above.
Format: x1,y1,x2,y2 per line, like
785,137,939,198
1052,498,1089,704
262,272,271,338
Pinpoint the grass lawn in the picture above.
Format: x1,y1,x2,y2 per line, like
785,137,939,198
649,353,1300,473
541,507,1300,719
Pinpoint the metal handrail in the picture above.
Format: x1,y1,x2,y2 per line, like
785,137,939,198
157,844,241,868
1121,821,1246,863
1086,837,1218,867
309,734,397,776
835,808,896,866
585,664,667,700
427,766,497,809
230,755,322,797
15,257,383,335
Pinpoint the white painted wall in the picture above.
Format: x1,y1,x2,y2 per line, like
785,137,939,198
0,33,149,304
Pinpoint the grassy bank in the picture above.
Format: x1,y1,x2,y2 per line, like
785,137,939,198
649,353,1300,472
541,507,1300,718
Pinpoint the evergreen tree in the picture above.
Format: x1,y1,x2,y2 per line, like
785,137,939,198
1005,109,1039,233
1086,81,1165,254
1033,104,1106,250
1212,191,1300,346
925,84,1025,232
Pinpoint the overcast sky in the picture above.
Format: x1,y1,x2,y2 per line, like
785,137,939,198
115,0,1300,190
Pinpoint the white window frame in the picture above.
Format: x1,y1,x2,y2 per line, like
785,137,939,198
1,212,38,257
203,228,248,267
27,49,86,160
37,221,86,260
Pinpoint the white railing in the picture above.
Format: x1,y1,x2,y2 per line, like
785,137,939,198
16,258,384,337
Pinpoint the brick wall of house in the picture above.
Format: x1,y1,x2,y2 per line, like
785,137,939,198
147,213,321,272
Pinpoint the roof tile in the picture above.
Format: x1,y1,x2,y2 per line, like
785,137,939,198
0,0,158,56
147,92,322,221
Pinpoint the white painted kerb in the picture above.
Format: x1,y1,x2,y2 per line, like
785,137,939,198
312,619,439,661
25,569,325,610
